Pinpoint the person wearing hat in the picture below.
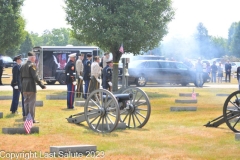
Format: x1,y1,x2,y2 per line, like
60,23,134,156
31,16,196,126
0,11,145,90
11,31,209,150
65,53,77,109
88,56,102,94
20,51,46,123
76,53,84,98
195,58,203,87
102,59,113,91
0,54,4,85
83,53,92,99
100,52,110,69
10,55,24,114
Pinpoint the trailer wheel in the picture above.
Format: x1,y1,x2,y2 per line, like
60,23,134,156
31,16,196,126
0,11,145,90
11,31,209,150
46,80,56,85
58,74,66,85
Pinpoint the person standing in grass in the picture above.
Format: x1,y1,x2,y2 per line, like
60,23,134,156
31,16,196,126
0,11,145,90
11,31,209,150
195,58,203,87
10,55,24,114
211,61,217,83
225,60,232,82
237,65,240,90
217,63,223,83
20,51,46,123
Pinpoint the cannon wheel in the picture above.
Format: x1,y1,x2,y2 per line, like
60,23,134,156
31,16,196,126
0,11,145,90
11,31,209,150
121,87,151,128
84,89,120,133
223,90,240,132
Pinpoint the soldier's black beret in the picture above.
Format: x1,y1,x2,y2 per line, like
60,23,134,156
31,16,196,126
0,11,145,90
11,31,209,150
13,54,22,61
28,51,35,56
87,53,92,57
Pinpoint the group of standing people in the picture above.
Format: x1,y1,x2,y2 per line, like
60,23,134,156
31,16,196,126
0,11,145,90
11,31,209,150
65,52,113,109
9,52,46,123
209,60,232,83
195,59,232,87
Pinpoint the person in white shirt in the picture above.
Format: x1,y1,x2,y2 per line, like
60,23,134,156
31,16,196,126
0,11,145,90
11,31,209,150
76,53,84,98
88,56,102,93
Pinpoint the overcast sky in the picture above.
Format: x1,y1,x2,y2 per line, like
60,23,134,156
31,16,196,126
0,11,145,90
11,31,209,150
21,0,240,39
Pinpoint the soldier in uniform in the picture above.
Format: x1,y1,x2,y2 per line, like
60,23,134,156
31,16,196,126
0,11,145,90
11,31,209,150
20,51,46,123
65,53,77,109
83,53,92,99
10,55,24,114
76,53,84,98
88,56,102,93
102,59,113,91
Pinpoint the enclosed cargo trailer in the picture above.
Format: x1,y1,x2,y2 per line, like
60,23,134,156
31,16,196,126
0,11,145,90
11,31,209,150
33,46,100,84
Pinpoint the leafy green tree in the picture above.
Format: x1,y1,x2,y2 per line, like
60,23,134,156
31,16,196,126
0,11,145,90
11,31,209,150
64,0,174,91
209,36,228,58
19,31,34,57
0,0,25,54
30,28,84,47
30,32,44,47
228,22,240,57
195,23,211,58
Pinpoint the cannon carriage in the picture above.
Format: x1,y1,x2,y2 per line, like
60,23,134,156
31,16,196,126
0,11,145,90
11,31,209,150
205,90,240,132
67,87,151,133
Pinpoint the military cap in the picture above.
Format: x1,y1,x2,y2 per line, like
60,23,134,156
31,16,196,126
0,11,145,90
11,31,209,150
28,51,35,56
87,53,92,57
106,59,113,63
13,54,22,61
104,52,109,56
68,53,76,58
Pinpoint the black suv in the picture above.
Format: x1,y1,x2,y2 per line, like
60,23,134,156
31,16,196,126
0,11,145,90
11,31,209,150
124,60,209,87
118,55,165,75
2,56,14,68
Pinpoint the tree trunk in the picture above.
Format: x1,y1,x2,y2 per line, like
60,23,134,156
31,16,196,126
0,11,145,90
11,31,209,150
111,50,122,93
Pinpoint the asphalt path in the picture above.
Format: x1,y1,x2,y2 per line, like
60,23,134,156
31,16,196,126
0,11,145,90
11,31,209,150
0,83,238,91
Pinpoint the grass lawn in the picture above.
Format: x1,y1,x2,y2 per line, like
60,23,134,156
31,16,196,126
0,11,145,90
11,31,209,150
1,68,240,159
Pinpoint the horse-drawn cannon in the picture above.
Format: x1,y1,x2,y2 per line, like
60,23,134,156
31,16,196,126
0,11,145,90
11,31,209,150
67,87,151,133
205,90,240,132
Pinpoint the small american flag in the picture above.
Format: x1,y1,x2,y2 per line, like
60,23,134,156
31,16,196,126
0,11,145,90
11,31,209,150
119,43,124,53
24,113,33,134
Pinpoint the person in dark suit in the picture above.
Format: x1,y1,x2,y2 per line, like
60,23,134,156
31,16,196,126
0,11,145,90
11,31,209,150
0,54,4,85
10,55,24,114
65,53,77,109
20,51,46,123
225,60,232,82
83,53,92,99
102,60,113,91
237,66,240,90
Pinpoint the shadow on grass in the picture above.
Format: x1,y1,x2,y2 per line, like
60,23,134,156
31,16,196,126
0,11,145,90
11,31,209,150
15,118,24,122
5,113,16,118
61,108,78,111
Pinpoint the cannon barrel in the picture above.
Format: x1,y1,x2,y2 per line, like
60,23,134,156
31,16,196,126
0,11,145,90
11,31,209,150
114,93,133,101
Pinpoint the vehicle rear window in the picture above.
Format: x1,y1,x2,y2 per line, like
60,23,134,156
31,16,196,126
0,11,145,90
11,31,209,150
3,56,13,62
159,62,173,68
147,61,160,68
175,63,188,70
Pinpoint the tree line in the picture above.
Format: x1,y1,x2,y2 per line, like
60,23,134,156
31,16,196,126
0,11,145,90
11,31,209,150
2,0,240,91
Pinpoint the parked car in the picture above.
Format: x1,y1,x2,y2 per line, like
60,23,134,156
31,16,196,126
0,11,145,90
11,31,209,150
119,55,165,75
231,62,240,73
21,58,28,65
2,56,14,68
122,60,210,87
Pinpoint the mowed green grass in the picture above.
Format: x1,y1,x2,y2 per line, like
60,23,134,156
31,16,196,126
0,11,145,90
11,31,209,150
1,86,240,159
